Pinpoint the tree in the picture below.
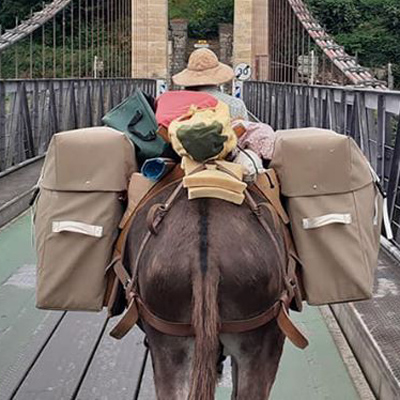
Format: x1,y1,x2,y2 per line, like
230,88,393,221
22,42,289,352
169,0,234,37
307,0,400,87
0,0,43,30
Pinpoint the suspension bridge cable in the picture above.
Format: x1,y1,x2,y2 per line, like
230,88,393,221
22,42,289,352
0,0,73,52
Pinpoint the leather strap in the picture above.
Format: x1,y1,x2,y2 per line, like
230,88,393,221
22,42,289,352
110,297,139,339
244,189,286,270
219,301,281,334
277,301,308,349
105,165,184,311
110,290,308,350
108,168,308,349
111,294,280,338
254,171,290,225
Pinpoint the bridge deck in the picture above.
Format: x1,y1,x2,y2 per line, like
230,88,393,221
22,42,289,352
0,213,370,400
0,159,43,227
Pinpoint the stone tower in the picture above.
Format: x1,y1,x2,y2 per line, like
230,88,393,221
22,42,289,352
131,0,270,81
131,0,169,79
233,0,270,80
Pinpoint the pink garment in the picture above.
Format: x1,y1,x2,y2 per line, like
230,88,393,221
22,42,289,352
236,121,276,160
156,90,218,129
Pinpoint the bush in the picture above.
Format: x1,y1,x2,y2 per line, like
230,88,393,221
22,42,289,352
170,0,234,38
307,0,400,88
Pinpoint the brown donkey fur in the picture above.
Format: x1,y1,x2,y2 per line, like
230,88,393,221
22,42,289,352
125,184,287,400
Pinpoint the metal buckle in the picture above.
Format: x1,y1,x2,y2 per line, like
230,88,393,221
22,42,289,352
285,277,296,299
123,278,132,291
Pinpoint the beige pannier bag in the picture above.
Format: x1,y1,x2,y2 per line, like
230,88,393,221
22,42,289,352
34,127,137,311
271,128,383,305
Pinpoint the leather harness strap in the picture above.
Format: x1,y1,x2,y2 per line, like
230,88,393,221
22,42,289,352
104,166,185,310
109,168,308,349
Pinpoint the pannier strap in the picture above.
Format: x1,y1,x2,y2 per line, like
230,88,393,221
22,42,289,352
52,221,103,237
302,213,352,230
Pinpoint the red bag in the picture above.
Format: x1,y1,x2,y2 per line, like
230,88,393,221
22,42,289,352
156,90,218,129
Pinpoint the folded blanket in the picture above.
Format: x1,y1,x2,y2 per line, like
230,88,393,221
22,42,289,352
181,156,247,205
183,169,247,194
188,187,245,205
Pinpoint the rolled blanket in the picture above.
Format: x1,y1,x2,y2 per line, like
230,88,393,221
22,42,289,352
141,158,176,182
233,120,276,160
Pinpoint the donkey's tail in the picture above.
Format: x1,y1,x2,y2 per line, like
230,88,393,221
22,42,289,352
188,266,220,400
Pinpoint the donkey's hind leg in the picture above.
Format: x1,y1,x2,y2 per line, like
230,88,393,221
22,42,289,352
144,324,194,400
221,322,285,400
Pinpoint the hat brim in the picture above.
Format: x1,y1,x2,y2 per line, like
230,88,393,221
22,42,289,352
172,63,235,87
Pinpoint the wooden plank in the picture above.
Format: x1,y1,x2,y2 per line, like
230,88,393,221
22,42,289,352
0,214,35,285
0,215,66,399
0,308,65,400
13,311,107,400
75,325,147,400
137,350,157,400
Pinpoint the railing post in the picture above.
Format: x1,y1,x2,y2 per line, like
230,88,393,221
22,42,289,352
387,120,400,221
0,82,5,171
377,95,387,180
19,82,35,158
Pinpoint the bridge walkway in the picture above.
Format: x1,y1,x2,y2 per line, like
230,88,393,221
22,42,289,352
0,209,373,400
0,159,43,227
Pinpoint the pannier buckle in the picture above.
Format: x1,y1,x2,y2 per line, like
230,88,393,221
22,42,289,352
123,278,132,291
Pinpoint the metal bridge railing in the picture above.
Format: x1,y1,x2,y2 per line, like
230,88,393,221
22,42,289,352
243,80,400,245
0,78,156,174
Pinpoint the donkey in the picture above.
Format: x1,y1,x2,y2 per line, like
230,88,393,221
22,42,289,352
124,183,290,400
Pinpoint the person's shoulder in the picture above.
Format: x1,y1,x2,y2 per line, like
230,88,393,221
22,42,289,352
223,94,248,118
219,92,246,107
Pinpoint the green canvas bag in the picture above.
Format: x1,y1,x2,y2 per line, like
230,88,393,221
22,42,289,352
102,89,169,165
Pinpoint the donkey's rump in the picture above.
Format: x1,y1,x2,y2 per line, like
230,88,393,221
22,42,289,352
127,186,285,324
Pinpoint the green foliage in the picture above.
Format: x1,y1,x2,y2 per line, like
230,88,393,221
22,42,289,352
307,0,360,34
307,0,400,88
169,0,234,38
0,0,44,29
0,39,124,79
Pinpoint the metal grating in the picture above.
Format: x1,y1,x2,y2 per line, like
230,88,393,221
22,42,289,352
355,250,400,383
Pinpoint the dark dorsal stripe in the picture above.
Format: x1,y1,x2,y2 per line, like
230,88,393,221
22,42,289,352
198,199,209,275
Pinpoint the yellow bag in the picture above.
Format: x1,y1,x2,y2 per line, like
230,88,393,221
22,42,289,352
168,101,237,162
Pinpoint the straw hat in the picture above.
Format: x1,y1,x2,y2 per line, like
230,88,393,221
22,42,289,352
173,48,235,87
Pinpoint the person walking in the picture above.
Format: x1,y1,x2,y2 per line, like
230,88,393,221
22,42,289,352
172,48,249,121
